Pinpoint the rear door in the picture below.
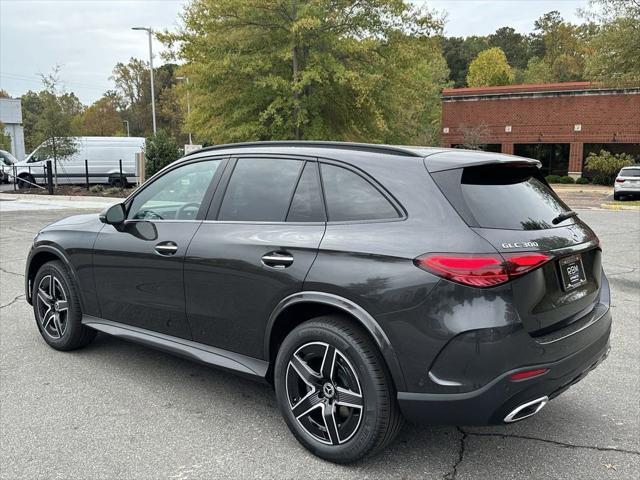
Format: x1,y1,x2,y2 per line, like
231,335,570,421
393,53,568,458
184,156,326,359
430,162,602,335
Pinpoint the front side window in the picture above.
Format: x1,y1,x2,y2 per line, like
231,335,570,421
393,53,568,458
320,163,400,222
128,159,221,220
218,158,303,221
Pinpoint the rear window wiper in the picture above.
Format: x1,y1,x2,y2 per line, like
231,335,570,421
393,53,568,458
552,210,578,225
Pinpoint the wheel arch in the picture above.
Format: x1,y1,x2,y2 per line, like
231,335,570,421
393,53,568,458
26,245,81,308
264,292,406,391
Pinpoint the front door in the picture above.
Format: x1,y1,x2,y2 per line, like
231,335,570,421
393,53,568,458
184,157,326,359
93,157,225,338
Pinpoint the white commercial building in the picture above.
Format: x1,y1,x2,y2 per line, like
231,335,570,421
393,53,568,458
0,98,26,160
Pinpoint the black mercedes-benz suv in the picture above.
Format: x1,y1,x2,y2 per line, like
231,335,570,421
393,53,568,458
25,142,611,463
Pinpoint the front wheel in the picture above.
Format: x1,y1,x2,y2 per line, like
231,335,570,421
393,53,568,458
18,174,35,189
274,316,403,463
32,261,96,351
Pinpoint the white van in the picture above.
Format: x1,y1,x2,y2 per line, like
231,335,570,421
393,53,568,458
14,136,145,188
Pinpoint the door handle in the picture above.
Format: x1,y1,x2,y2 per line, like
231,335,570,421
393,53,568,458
154,241,178,256
261,251,294,269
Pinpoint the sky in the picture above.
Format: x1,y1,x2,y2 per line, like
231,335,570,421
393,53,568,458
0,0,587,105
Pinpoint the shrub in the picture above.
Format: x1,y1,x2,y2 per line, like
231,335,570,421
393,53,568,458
89,185,103,194
145,130,182,179
584,150,635,185
546,175,575,184
575,177,590,184
545,175,563,183
104,187,121,197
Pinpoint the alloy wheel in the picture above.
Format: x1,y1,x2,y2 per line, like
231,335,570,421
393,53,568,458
35,274,69,339
286,342,363,446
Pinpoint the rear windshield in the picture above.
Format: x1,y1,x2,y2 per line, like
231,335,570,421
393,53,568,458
620,168,640,177
432,164,573,230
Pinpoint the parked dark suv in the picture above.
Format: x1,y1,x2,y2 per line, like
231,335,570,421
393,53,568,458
25,142,611,463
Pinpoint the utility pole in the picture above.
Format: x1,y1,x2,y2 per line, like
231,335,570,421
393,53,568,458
176,76,192,144
132,27,157,135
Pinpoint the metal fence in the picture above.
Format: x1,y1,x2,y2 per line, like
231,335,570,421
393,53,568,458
6,159,137,194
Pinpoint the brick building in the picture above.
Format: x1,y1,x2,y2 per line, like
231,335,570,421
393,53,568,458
440,82,640,177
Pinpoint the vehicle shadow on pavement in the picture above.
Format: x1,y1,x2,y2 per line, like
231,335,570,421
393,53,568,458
63,332,639,479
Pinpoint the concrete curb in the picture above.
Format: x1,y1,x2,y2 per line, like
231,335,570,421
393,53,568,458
0,193,122,203
600,203,640,211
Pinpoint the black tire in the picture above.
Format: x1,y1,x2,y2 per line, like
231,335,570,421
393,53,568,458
274,316,403,463
32,260,96,351
108,175,127,188
613,192,621,201
18,174,35,189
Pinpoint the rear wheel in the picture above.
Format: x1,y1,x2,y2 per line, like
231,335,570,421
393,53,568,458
108,175,127,188
274,316,403,463
614,192,621,201
32,261,96,351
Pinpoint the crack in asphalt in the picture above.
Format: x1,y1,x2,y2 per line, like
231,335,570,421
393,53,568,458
464,430,640,456
0,265,24,278
444,427,467,480
442,428,639,480
0,293,24,309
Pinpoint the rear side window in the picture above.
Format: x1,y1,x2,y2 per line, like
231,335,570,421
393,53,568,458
320,163,400,222
432,165,572,230
620,168,640,177
218,158,303,221
287,162,325,222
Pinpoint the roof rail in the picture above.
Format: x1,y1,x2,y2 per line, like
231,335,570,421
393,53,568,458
184,141,424,158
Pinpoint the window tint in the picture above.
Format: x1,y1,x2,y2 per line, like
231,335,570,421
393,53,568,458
128,159,221,220
287,162,325,222
218,158,303,221
320,163,399,222
432,165,572,230
620,168,640,177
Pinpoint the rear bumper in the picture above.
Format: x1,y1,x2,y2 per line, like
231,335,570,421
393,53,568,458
397,308,611,425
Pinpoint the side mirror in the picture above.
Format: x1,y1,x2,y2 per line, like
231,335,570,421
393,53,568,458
99,203,126,225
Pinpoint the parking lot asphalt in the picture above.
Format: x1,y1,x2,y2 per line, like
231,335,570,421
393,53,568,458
1,204,638,479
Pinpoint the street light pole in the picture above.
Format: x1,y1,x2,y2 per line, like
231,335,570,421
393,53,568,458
176,76,192,144
132,26,157,135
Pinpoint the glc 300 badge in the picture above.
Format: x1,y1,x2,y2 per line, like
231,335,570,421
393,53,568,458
501,241,539,249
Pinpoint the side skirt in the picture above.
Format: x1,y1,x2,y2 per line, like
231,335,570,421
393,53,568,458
82,315,269,380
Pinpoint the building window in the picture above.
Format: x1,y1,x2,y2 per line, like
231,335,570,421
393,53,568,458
514,144,570,177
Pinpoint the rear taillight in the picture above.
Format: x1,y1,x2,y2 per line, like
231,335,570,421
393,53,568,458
414,252,550,288
615,178,625,183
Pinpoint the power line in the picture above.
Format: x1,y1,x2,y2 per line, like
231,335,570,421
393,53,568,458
0,72,112,92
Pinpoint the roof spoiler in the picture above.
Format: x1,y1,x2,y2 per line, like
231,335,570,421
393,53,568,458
424,150,542,173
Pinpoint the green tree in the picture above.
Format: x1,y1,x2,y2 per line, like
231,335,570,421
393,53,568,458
466,47,515,87
30,68,81,185
585,149,635,184
530,11,593,82
80,97,123,136
144,130,182,177
110,59,187,141
583,1,640,85
441,36,489,87
162,0,447,144
522,56,555,83
487,27,530,70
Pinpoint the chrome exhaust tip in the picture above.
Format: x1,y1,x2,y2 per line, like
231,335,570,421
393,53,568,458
504,396,549,423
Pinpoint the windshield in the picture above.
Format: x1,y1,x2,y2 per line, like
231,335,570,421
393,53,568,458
0,152,15,165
